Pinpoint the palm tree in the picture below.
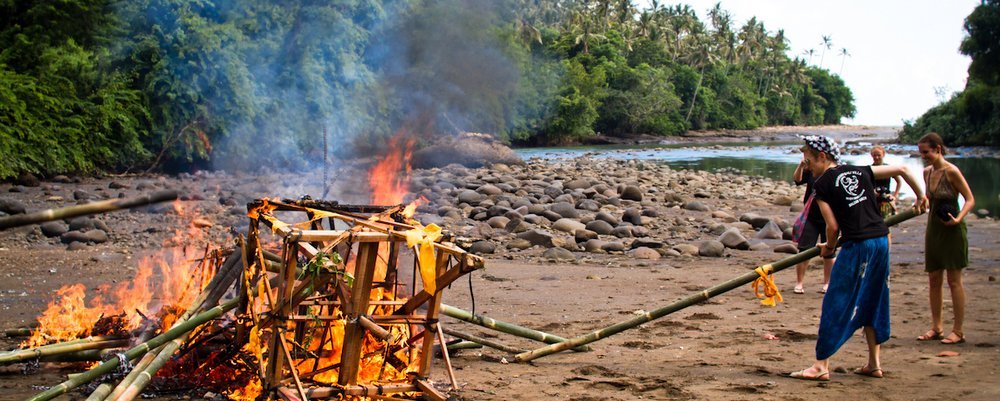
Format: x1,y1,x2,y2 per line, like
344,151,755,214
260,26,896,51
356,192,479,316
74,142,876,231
802,48,816,65
684,36,720,125
818,35,832,67
838,47,850,75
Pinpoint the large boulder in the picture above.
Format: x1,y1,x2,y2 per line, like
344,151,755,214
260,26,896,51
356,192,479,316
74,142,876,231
754,221,785,240
410,134,524,169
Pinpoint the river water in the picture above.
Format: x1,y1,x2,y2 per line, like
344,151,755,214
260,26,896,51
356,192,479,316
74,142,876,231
516,142,1000,218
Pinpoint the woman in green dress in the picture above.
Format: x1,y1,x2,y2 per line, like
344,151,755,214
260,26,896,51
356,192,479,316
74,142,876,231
916,133,975,345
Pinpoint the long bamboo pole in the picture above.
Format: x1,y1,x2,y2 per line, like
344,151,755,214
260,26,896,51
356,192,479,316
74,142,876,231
440,304,590,352
441,327,525,354
27,297,241,401
0,336,129,365
0,190,179,230
515,209,920,362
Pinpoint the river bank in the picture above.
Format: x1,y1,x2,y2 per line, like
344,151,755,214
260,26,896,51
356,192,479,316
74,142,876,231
1,126,998,400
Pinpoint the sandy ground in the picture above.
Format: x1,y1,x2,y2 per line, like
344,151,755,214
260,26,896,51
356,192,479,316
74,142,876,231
1,125,999,400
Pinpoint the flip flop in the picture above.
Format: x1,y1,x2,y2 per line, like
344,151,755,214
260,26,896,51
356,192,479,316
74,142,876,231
793,286,805,294
941,332,965,344
916,330,942,341
853,366,883,378
789,369,830,381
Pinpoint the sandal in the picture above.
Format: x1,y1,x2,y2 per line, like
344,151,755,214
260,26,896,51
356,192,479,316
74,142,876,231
853,365,883,378
793,286,805,294
941,332,965,344
789,369,830,381
916,330,942,341
819,284,828,294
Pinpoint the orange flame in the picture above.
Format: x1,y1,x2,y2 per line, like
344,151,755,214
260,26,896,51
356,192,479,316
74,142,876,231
368,131,415,205
25,201,215,347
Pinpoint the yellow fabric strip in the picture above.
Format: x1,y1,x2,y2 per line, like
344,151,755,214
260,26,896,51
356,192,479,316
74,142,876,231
751,264,783,307
404,223,442,294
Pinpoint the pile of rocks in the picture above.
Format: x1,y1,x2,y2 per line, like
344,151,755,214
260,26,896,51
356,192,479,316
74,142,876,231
408,157,804,262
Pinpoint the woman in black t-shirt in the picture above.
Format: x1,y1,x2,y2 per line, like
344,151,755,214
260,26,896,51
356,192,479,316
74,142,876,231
789,135,926,382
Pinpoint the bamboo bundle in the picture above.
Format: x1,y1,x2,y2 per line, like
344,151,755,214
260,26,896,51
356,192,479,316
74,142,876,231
515,209,921,362
0,190,179,230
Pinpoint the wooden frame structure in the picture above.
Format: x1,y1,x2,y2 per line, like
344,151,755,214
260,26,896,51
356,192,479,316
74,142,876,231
244,199,484,400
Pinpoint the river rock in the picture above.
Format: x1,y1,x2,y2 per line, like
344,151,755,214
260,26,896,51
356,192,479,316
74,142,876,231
773,243,800,254
469,240,497,254
0,199,27,215
711,210,736,222
683,201,711,212
564,179,592,190
68,217,97,232
612,226,634,238
601,241,626,252
772,195,796,206
698,240,725,257
622,208,642,225
487,205,511,218
16,172,40,187
40,221,69,237
631,238,664,249
584,239,608,253
507,238,533,250
540,210,563,222
544,185,563,199
739,213,771,229
673,244,700,256
748,240,771,251
549,202,579,218
577,199,601,212
109,181,130,189
575,229,598,243
477,184,503,196
553,218,586,234
67,241,88,251
542,247,576,261
517,229,554,248
486,216,510,229
718,228,750,250
629,247,661,260
457,190,484,204
585,220,615,235
504,218,531,233
754,221,785,240
620,185,643,202
83,229,109,243
595,211,620,226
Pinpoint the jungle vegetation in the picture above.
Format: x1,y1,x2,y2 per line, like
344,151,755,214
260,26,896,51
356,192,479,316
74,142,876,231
0,0,859,178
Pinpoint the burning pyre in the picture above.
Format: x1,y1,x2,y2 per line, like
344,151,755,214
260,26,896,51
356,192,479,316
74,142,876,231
2,139,485,401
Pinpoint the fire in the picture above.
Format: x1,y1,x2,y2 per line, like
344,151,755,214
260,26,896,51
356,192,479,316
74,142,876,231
24,201,215,347
368,131,415,205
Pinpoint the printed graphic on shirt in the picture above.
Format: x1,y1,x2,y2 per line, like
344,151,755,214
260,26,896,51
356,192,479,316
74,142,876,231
835,170,868,208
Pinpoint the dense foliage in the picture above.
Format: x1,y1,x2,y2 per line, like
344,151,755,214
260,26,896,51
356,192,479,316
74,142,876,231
900,0,1000,146
0,0,856,179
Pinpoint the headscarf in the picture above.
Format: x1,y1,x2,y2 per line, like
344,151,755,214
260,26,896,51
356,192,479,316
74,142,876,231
800,135,840,163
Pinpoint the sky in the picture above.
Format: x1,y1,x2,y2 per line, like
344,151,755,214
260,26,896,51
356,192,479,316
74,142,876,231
634,0,981,126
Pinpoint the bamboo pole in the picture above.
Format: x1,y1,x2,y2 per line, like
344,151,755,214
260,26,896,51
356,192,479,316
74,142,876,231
0,190,179,230
0,336,129,365
27,297,242,401
110,334,190,401
440,304,591,352
441,327,525,354
515,209,921,362
446,341,483,351
96,344,164,401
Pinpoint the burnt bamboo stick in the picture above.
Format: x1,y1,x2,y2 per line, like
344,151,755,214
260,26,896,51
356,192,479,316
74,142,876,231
440,304,590,352
0,190,179,230
515,209,922,362
446,341,483,351
435,324,458,391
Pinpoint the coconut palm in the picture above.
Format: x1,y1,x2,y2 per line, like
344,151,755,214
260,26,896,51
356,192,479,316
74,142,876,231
802,48,816,65
838,47,850,75
684,36,720,124
818,35,832,67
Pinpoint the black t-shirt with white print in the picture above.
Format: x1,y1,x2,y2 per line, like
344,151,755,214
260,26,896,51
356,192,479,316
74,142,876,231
813,165,889,241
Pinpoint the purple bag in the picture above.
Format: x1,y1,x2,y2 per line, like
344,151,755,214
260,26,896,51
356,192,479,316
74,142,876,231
792,192,815,243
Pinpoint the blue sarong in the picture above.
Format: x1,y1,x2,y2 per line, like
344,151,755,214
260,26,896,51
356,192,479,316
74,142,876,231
815,236,890,360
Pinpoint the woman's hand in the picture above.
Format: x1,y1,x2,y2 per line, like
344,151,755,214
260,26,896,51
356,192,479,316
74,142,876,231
817,241,835,258
943,212,961,226
914,197,929,214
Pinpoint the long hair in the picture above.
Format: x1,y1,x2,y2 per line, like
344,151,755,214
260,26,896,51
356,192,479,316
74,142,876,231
918,132,948,155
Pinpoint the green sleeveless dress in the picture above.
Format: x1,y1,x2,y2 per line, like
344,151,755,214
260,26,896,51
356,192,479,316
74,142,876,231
925,169,968,271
